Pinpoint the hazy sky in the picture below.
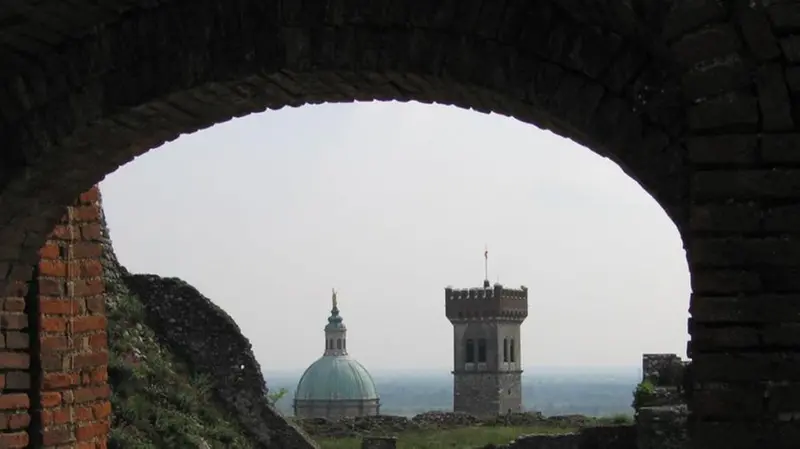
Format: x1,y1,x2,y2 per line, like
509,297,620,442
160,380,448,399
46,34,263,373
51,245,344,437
100,101,690,374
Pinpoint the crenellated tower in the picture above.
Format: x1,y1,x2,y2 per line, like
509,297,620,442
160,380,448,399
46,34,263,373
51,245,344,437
445,259,529,416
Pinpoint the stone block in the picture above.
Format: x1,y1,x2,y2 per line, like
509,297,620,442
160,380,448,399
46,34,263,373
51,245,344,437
362,436,397,449
687,92,758,130
636,405,688,449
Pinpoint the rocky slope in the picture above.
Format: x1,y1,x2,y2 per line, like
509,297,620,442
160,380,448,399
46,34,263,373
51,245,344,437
99,201,316,449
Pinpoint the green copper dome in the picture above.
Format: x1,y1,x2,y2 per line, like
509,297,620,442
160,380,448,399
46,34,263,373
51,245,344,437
295,355,379,401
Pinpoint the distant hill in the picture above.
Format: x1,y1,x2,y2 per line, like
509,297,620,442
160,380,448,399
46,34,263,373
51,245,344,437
264,370,638,417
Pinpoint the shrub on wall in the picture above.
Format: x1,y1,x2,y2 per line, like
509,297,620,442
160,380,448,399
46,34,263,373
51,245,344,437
631,379,656,410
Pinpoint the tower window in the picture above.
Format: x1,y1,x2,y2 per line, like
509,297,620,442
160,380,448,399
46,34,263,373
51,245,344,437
328,339,333,350
510,339,516,363
337,338,342,350
503,338,509,363
477,338,487,363
465,339,475,363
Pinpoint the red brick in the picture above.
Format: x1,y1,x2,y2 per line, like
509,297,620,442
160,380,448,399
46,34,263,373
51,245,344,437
3,298,25,312
80,223,103,241
41,354,64,371
92,401,111,419
38,259,67,277
71,205,101,222
68,278,104,297
85,296,104,314
75,406,94,421
73,352,108,370
38,243,61,259
73,385,110,403
87,333,107,351
79,187,99,204
43,372,79,389
42,427,72,445
72,315,106,333
40,317,67,333
0,394,29,410
71,242,102,259
41,336,68,352
0,431,29,448
40,392,62,408
89,367,107,384
7,412,30,430
77,259,103,277
48,224,76,240
41,407,70,425
76,421,109,441
0,352,29,369
40,298,81,315
38,278,64,296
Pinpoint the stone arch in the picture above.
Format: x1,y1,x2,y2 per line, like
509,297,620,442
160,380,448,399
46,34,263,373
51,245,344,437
0,1,796,448
0,0,686,265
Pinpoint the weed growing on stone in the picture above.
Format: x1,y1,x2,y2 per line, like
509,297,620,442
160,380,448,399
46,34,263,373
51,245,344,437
107,294,254,449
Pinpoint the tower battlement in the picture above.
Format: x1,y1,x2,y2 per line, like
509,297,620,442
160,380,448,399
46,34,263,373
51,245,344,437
445,283,529,322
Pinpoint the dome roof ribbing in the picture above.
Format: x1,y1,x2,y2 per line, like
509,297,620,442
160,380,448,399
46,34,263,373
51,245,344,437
294,355,379,401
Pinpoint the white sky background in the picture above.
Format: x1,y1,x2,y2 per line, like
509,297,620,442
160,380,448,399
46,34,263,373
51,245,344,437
99,101,691,374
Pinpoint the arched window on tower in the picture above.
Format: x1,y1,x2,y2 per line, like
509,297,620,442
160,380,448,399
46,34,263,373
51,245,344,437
503,338,509,363
477,338,487,363
510,338,516,363
328,339,333,350
337,338,342,350
465,339,475,363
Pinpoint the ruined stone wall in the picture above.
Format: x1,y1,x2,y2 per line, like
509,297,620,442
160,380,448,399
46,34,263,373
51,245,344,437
635,354,689,449
491,425,635,449
97,190,318,449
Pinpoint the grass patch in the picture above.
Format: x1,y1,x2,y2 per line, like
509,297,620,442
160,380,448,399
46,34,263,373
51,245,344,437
108,294,254,449
315,425,576,449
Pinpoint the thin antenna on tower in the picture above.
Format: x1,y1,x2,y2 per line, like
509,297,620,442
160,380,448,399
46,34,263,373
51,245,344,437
484,245,489,283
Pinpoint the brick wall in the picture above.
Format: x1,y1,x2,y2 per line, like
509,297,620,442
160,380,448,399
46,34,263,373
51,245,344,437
0,239,34,445
34,186,110,448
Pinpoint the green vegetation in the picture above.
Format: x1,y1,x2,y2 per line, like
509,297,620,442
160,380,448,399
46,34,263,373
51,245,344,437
315,425,575,449
108,294,254,449
632,379,657,409
268,387,289,406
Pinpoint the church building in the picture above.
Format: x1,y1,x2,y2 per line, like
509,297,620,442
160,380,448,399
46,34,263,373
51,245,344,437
293,290,381,419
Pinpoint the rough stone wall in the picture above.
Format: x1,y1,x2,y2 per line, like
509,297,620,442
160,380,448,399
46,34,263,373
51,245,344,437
635,354,688,449
488,425,635,449
642,354,686,387
454,372,512,417
95,189,318,449
121,274,319,449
